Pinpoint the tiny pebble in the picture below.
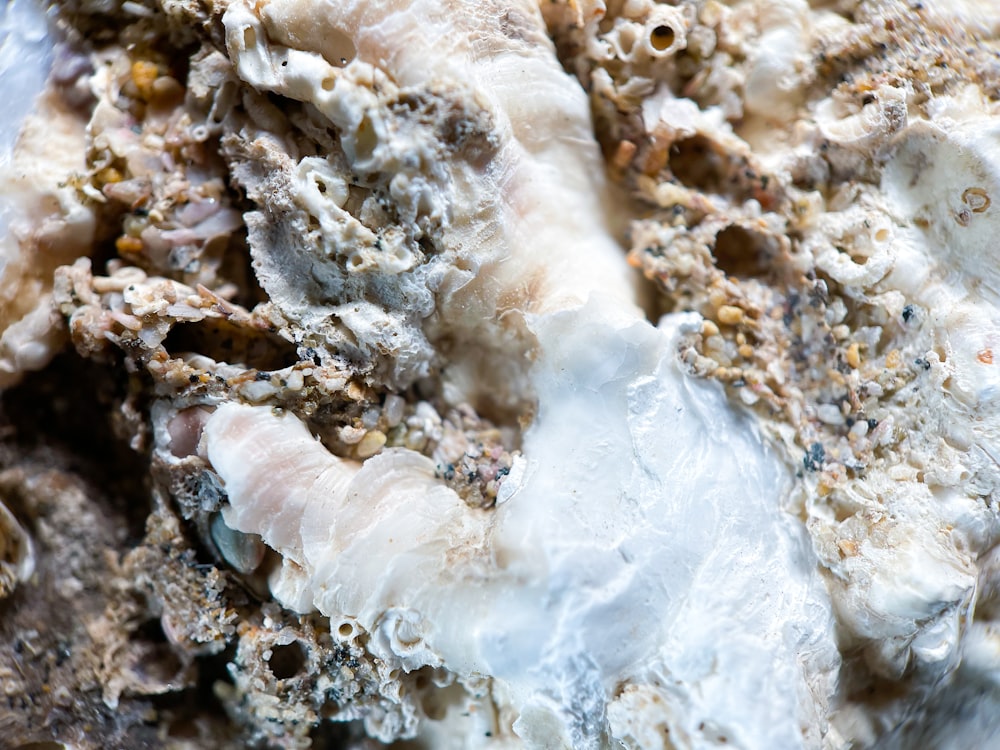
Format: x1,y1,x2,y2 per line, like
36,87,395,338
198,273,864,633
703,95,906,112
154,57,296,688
718,305,744,325
356,430,387,459
846,342,860,369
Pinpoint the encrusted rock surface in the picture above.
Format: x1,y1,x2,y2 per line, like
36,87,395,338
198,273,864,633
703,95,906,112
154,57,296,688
4,0,1000,748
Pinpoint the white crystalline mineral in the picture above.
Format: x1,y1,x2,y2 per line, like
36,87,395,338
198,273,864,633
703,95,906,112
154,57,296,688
205,303,840,748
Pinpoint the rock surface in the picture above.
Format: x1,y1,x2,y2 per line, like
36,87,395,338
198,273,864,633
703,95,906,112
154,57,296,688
3,0,1000,748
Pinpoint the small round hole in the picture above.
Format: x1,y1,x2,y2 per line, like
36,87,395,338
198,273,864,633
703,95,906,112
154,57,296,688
167,407,211,458
268,642,307,679
337,622,354,638
874,228,890,242
321,77,335,91
353,116,378,161
650,25,675,52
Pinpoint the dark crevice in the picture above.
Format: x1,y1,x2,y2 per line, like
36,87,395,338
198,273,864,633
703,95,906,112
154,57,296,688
713,225,779,280
163,320,298,371
669,135,731,193
0,351,152,543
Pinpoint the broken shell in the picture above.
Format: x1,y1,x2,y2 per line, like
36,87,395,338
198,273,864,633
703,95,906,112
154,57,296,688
209,511,266,575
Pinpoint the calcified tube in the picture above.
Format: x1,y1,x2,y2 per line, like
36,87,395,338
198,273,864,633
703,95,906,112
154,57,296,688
203,1,841,747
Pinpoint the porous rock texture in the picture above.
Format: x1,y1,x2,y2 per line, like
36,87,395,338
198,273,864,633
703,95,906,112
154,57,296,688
3,1,1000,748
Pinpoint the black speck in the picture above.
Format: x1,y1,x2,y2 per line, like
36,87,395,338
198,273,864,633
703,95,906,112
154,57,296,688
867,418,879,430
803,442,825,472
56,643,72,666
902,304,915,322
809,280,829,307
914,357,931,371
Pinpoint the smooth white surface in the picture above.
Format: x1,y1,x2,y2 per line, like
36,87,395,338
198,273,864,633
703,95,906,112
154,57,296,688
0,0,52,166
206,300,841,749
0,0,52,280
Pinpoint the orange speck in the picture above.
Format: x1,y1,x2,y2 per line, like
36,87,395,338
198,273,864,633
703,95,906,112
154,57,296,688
611,140,637,172
131,60,160,100
838,539,858,557
846,342,861,369
717,305,744,325
115,235,143,254
96,166,123,184
978,348,994,365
